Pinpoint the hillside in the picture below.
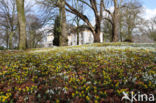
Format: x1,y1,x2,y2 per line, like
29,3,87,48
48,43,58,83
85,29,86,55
0,43,155,103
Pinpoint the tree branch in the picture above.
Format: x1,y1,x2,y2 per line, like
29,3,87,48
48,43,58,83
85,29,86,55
65,1,95,33
103,17,113,25
104,9,113,17
78,0,92,9
90,0,98,17
100,0,104,19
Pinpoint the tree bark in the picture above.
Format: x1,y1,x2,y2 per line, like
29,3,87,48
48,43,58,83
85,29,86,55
127,27,132,41
5,29,9,49
112,16,119,42
58,0,68,46
9,31,14,49
94,18,101,42
75,16,80,45
76,27,80,45
16,0,27,50
112,0,119,42
104,0,120,42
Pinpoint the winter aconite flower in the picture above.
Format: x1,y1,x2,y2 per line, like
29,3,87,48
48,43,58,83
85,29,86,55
0,42,155,102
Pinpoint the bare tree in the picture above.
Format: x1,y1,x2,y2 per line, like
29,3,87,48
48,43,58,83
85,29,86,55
65,0,104,43
103,0,126,42
26,14,44,48
71,0,84,45
146,16,156,42
0,0,17,49
121,0,142,41
103,19,112,42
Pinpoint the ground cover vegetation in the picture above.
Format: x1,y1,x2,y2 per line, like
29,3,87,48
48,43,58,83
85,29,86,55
0,43,155,103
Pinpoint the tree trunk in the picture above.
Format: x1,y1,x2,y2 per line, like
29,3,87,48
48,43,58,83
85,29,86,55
77,28,79,45
119,19,123,42
94,27,100,42
93,17,101,43
112,0,119,42
127,27,132,41
93,33,100,43
59,0,68,46
76,17,80,45
80,33,83,44
112,21,119,42
16,0,27,50
6,29,9,49
9,31,14,49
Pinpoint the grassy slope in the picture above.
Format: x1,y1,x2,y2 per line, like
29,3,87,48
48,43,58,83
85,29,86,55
0,43,156,103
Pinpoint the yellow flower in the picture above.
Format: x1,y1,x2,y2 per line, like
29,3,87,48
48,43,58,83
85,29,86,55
19,88,21,91
92,69,96,73
86,96,90,101
94,89,97,93
2,98,5,102
94,86,97,89
76,91,78,94
72,93,75,97
26,87,29,91
23,88,26,92
86,86,90,91
149,81,151,86
95,100,98,103
6,93,11,97
23,67,28,70
131,91,134,95
95,95,99,100
65,86,68,90
144,84,148,88
79,93,82,97
115,82,119,87
56,99,60,103
0,96,8,103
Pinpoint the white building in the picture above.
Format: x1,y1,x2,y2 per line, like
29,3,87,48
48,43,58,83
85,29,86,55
44,27,103,47
44,33,54,47
68,29,103,46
